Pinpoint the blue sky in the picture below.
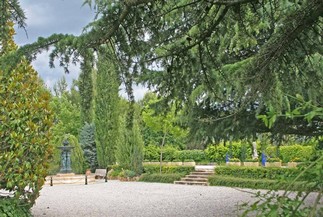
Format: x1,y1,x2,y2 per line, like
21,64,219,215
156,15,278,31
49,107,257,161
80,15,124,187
14,0,147,100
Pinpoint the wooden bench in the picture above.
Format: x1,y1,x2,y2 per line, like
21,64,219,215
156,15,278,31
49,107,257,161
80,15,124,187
94,169,107,179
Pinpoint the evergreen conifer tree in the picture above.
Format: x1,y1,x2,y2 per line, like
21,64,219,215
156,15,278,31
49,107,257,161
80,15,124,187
95,47,120,167
79,123,97,171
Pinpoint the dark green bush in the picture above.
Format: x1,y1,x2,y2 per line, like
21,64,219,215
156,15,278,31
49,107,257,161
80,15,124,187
139,173,184,183
214,166,305,181
208,175,316,191
143,165,194,175
0,198,32,217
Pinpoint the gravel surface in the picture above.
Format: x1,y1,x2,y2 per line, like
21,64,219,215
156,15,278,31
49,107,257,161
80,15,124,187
31,180,319,217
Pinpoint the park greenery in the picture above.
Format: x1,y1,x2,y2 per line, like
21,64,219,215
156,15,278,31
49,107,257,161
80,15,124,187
0,0,322,216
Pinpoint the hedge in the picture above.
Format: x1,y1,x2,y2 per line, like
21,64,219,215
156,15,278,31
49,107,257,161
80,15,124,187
214,166,306,181
280,145,313,163
139,173,184,183
174,150,207,163
208,175,317,191
143,165,194,175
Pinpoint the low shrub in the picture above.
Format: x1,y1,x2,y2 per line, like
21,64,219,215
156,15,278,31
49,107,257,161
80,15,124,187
208,175,316,191
162,145,179,161
143,165,194,175
139,173,183,183
0,198,32,217
229,158,240,162
214,166,304,181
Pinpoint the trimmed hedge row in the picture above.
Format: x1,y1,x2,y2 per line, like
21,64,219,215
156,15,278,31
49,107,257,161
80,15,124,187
214,166,304,181
143,165,194,175
208,175,316,191
139,173,184,183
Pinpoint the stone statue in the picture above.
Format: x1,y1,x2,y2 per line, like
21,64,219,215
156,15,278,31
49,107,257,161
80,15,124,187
252,141,258,159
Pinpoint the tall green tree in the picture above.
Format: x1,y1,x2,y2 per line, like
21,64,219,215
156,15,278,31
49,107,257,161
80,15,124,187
95,47,121,167
79,50,94,125
115,100,144,174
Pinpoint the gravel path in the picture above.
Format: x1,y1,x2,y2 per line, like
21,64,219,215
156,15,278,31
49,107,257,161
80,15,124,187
31,180,319,217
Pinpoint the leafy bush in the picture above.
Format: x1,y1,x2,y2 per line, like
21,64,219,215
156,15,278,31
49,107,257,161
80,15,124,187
214,166,304,181
0,25,54,206
0,198,32,217
280,145,313,163
266,146,279,158
143,165,194,175
162,145,179,161
266,157,281,162
205,145,229,162
144,145,160,161
139,173,184,183
208,175,315,191
174,150,206,162
119,169,136,178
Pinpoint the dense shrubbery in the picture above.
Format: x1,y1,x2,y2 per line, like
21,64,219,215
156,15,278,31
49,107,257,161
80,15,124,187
139,173,183,183
143,165,194,175
214,166,304,181
0,24,53,210
144,145,160,161
205,144,228,162
279,145,313,163
0,198,32,217
208,175,315,191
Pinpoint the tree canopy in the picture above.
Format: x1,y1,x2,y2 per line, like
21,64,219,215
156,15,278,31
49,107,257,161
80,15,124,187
2,0,322,140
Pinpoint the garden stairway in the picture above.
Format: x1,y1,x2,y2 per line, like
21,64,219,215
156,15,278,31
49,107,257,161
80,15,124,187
174,167,215,186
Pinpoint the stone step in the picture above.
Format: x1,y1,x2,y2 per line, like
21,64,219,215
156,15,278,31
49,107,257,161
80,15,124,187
44,175,96,185
190,172,214,176
186,174,210,179
174,181,208,186
181,177,208,182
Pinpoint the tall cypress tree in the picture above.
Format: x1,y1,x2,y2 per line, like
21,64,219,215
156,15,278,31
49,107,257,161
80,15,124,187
95,47,120,167
79,50,94,125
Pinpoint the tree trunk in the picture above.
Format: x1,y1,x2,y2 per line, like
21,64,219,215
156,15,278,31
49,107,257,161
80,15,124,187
159,132,167,174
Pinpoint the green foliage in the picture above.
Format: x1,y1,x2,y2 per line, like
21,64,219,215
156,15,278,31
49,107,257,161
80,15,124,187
69,135,86,174
143,165,194,175
119,169,136,178
266,157,281,162
79,50,94,125
162,145,179,161
214,166,304,181
116,118,144,174
0,24,53,205
0,198,31,217
139,173,184,183
95,47,120,167
280,145,314,163
174,150,207,162
144,145,160,161
208,175,315,192
205,144,228,162
229,158,240,162
79,123,97,171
